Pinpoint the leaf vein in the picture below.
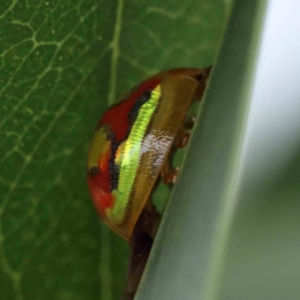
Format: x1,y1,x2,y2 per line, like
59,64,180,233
108,0,124,105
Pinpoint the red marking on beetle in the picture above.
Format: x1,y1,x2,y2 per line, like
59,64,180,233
90,79,160,215
100,79,160,142
88,175,114,213
88,147,114,212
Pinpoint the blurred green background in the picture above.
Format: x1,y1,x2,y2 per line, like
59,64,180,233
0,0,230,299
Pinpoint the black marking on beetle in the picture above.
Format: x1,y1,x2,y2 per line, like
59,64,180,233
128,90,152,125
108,130,120,191
126,89,152,140
89,166,99,176
195,73,203,81
107,89,154,192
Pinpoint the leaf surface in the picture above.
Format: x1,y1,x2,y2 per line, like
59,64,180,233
0,0,229,299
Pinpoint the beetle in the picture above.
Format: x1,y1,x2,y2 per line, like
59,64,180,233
87,67,210,299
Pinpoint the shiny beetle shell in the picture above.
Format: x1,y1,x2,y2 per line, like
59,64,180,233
87,68,209,240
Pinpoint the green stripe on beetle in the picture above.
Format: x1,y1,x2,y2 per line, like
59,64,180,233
108,85,162,224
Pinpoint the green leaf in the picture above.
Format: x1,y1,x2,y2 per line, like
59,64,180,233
136,1,300,300
0,1,229,299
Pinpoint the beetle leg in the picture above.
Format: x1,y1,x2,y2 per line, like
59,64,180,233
161,158,180,185
175,121,194,149
185,114,196,130
194,66,211,101
123,203,160,300
176,131,191,148
161,123,195,184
